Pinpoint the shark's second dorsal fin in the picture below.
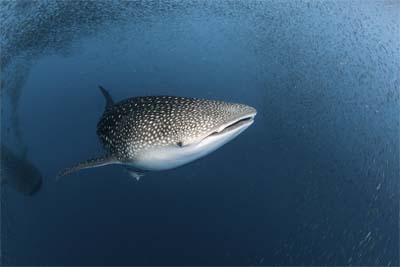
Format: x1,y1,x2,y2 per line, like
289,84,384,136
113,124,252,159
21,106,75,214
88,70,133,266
57,155,119,179
98,85,114,109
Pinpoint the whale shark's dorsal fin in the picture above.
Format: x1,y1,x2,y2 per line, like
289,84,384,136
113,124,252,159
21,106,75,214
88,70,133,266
98,85,114,109
57,155,119,178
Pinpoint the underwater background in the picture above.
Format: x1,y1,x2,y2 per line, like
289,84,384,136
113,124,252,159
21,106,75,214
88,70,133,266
0,0,399,265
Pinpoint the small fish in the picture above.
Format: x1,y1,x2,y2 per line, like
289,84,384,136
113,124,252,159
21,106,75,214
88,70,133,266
58,86,256,179
1,145,43,196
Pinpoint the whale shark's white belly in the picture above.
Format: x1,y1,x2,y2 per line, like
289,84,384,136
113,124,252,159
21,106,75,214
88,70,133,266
130,119,253,171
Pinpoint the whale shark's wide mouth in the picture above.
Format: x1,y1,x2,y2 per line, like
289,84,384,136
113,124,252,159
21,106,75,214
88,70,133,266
177,110,257,147
204,113,256,139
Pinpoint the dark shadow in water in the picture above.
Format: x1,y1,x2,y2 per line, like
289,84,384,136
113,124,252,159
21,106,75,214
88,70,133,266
1,145,42,196
0,145,43,265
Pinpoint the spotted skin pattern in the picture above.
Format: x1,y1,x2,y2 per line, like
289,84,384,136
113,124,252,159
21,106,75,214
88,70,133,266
97,96,255,162
57,89,256,178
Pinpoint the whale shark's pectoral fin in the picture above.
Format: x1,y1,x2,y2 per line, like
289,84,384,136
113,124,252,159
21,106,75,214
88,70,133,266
57,155,119,178
124,168,146,181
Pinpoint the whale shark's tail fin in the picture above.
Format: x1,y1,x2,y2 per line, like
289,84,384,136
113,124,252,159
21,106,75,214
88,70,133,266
98,85,114,109
57,155,119,179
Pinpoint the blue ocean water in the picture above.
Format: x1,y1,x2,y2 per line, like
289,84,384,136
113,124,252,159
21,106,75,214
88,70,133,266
1,1,399,265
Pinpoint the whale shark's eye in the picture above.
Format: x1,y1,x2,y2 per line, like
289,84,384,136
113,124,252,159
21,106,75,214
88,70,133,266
177,141,183,147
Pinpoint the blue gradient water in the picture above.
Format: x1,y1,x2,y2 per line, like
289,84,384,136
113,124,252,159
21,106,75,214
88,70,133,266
1,1,399,265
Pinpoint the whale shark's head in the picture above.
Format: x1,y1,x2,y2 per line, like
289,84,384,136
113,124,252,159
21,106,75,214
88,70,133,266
58,88,257,178
97,96,257,171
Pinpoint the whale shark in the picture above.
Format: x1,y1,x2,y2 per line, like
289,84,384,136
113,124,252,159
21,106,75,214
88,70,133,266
58,86,256,179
